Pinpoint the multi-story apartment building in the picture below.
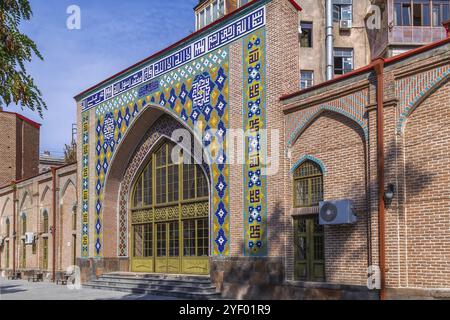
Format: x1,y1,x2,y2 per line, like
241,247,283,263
370,0,449,57
194,0,449,88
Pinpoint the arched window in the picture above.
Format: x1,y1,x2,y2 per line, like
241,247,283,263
130,141,210,274
21,213,27,236
42,210,49,234
6,218,10,238
132,142,208,208
72,203,77,231
293,161,324,207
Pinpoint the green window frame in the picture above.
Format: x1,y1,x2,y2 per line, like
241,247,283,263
72,210,77,231
42,210,49,234
6,218,10,238
21,213,27,236
130,141,210,263
132,142,209,209
43,238,48,270
6,240,9,268
21,240,26,269
182,218,208,257
293,161,324,207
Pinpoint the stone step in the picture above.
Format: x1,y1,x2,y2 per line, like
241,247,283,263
83,272,221,300
97,276,213,287
103,272,211,282
90,279,217,293
83,283,221,300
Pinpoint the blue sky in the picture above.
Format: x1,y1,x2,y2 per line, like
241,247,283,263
10,0,198,157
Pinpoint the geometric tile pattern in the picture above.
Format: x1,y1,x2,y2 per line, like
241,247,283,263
285,88,369,148
396,64,450,134
94,48,230,257
81,114,89,257
243,28,268,256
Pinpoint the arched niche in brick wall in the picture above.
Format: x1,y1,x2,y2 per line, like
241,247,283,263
398,73,450,134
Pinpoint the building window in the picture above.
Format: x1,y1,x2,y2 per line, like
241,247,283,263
299,22,313,47
395,0,449,26
199,10,205,29
196,0,226,30
333,0,353,22
72,234,77,265
21,213,27,236
43,238,48,270
239,0,250,7
205,5,212,25
334,48,354,75
21,240,26,269
218,0,225,17
6,240,9,268
130,140,209,273
42,210,49,234
300,71,314,90
132,142,208,208
293,161,324,208
433,0,450,27
416,0,431,26
6,218,10,238
72,207,77,231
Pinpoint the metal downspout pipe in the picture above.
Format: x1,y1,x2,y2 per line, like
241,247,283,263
326,0,334,81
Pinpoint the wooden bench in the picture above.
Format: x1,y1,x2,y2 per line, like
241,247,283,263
28,273,44,283
56,274,71,285
7,272,22,280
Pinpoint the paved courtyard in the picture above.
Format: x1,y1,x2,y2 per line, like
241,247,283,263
0,278,178,300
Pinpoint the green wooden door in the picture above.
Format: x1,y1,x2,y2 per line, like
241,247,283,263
294,216,325,281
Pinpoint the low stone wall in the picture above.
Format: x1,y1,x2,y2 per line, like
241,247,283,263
77,258,129,283
386,288,450,300
210,257,378,300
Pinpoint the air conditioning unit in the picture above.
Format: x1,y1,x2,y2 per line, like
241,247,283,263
340,19,352,30
25,232,35,245
319,200,357,225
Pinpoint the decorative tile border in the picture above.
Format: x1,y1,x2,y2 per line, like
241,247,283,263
81,113,89,257
285,89,369,148
243,28,268,257
396,66,450,134
290,155,327,175
81,6,266,112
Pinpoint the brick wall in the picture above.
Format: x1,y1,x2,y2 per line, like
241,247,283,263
286,111,369,285
282,41,450,293
21,121,40,180
0,113,17,187
0,112,40,187
0,164,77,277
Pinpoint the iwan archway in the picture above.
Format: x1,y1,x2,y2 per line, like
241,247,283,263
129,139,210,275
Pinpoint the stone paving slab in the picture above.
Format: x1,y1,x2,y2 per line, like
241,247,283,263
0,278,179,300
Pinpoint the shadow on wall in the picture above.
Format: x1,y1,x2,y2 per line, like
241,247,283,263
323,135,436,285
216,201,286,300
